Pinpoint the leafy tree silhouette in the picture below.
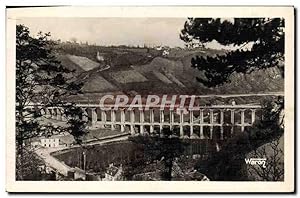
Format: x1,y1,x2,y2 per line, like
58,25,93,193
16,24,88,180
128,128,188,180
180,18,284,87
247,137,284,181
181,18,285,181
195,100,284,181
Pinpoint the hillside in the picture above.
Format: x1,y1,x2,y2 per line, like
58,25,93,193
55,43,161,69
54,44,284,103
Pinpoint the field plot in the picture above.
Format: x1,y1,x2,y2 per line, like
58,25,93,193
67,54,99,71
82,75,117,92
152,71,172,84
110,70,148,84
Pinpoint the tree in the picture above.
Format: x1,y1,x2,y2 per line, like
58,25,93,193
128,128,187,180
15,148,44,180
16,24,88,180
180,18,285,180
180,18,284,87
246,137,284,181
247,97,284,148
195,132,251,181
195,99,284,181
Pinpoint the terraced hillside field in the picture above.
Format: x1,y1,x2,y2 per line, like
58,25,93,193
66,54,100,71
56,45,284,102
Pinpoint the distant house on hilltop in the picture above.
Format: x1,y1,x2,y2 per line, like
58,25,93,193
162,49,170,56
155,46,170,56
155,46,163,51
96,51,105,62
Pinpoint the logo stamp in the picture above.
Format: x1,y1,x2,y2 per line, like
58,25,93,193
245,158,267,168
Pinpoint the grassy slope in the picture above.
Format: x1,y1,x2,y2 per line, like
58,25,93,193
56,54,85,74
56,44,283,102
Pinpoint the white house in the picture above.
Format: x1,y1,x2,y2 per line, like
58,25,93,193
29,133,75,148
155,46,163,51
40,138,60,148
162,49,170,56
231,99,237,106
96,51,105,62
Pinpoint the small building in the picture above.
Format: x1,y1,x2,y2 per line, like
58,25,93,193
162,49,170,56
231,99,237,106
103,163,123,181
58,135,75,147
30,139,41,148
30,134,75,148
40,137,60,148
155,46,163,51
96,51,105,62
187,170,210,181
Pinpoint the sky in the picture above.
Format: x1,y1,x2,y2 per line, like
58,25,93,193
18,17,252,50
18,18,188,47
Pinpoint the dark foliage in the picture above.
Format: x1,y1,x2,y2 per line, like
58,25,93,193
181,18,285,181
128,128,188,180
16,24,87,180
247,96,284,148
195,99,284,181
247,137,284,181
180,18,284,87
196,133,251,181
63,103,89,144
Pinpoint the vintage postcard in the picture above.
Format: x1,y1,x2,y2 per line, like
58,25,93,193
6,6,294,192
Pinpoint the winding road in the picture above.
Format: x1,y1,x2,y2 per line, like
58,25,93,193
34,133,129,176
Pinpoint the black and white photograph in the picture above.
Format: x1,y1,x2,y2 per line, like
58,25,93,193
5,6,294,192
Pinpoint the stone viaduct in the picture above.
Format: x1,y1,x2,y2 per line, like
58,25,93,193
39,104,262,140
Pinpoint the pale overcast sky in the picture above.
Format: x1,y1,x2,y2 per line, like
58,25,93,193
18,18,187,47
18,17,251,50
